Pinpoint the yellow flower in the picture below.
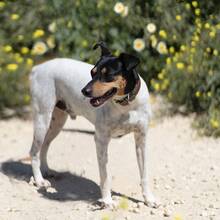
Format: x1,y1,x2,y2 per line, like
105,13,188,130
14,53,23,63
150,35,157,48
190,48,196,53
26,58,33,66
10,13,19,20
33,29,45,38
207,91,212,97
3,45,12,52
46,36,56,49
153,83,160,91
6,63,18,71
216,23,220,29
118,197,129,210
185,3,191,10
187,65,193,73
195,8,200,16
32,41,48,55
21,47,29,54
15,56,23,63
101,214,110,220
205,23,210,29
213,49,218,56
180,45,186,51
159,30,167,39
24,94,30,103
0,1,5,8
191,41,196,47
133,38,145,52
48,22,57,33
206,47,211,53
174,214,183,220
209,31,216,38
122,6,129,17
168,92,172,99
146,23,157,33
166,57,172,65
67,21,73,28
158,72,164,80
210,119,219,129
176,62,185,69
17,35,24,41
169,46,175,54
114,2,125,14
157,41,168,54
193,35,199,42
173,35,177,40
195,91,201,97
176,15,182,21
81,40,88,48
192,1,198,7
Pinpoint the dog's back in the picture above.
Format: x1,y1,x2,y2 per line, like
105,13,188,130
30,58,97,122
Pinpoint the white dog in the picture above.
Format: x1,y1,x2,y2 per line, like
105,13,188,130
29,43,158,208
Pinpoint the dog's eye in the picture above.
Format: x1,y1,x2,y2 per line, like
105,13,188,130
91,67,97,78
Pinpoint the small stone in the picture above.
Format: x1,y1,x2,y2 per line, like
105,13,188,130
200,211,208,217
174,199,184,205
210,166,216,171
150,210,156,215
209,211,216,216
192,195,199,199
163,208,171,217
137,202,144,209
209,204,214,208
165,185,171,190
171,178,175,182
46,187,57,193
131,208,140,213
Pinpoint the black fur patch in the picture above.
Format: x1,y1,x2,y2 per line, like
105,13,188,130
56,100,67,111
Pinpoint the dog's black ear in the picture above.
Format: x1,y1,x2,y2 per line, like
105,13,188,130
93,42,111,56
119,53,140,71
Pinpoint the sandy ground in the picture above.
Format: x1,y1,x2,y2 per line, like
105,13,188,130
0,98,220,220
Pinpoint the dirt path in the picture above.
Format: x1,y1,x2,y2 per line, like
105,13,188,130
0,98,219,220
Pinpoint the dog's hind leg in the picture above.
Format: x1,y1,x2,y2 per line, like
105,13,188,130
40,105,68,177
30,109,54,188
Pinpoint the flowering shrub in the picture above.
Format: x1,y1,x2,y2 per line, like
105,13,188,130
0,0,220,136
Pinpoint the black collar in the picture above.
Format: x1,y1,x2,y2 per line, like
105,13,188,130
114,76,141,106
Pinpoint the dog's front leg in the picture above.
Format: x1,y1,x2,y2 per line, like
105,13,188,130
134,126,159,208
94,130,113,207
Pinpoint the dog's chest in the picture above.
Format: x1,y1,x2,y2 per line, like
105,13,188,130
108,110,143,137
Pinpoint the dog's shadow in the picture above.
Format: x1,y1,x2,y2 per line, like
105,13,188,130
0,160,101,202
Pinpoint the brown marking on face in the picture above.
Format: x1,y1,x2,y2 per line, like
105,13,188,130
114,75,127,96
92,81,115,97
91,75,127,97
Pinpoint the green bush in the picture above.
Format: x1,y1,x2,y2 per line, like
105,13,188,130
0,0,220,136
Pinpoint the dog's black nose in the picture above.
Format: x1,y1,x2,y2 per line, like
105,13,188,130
81,87,92,97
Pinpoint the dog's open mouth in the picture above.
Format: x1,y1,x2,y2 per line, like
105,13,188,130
90,88,117,107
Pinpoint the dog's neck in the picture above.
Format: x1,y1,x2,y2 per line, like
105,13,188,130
113,70,141,106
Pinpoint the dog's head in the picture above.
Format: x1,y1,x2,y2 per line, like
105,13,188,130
81,42,140,107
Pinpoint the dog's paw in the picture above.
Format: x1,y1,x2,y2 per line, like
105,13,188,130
98,197,117,209
29,176,51,189
144,193,160,209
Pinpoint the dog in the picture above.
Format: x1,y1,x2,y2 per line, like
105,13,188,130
29,42,158,208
